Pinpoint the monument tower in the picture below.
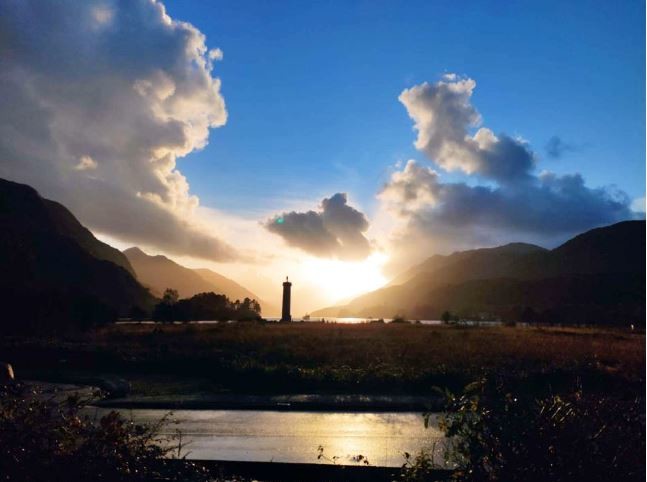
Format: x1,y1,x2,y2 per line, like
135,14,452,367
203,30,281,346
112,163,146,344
281,276,292,322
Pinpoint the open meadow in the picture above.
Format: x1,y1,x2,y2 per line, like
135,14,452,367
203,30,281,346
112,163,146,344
3,322,643,398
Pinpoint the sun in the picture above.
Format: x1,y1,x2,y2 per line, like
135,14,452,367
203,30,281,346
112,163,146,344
300,252,389,304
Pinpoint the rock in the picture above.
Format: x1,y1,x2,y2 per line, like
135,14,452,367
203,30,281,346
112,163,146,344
0,362,15,383
97,376,130,398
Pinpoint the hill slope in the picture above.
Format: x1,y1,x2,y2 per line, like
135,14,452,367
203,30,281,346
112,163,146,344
124,247,276,315
0,178,154,331
41,200,136,276
313,221,645,324
387,243,546,287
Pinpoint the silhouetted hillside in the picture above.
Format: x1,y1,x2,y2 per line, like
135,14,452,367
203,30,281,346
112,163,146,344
124,247,276,315
42,200,136,276
0,178,154,332
313,221,646,325
510,221,645,279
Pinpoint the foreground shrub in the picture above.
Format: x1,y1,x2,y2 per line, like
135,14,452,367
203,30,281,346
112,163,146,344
403,377,645,482
0,383,211,482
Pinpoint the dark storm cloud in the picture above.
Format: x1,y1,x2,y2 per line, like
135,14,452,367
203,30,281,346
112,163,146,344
0,0,239,261
265,193,371,260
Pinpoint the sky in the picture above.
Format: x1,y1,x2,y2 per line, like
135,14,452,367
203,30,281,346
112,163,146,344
0,0,644,314
165,0,645,213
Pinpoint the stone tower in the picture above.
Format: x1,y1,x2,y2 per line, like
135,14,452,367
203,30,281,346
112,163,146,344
281,276,292,322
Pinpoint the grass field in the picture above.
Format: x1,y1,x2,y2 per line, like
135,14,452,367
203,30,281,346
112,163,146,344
1,322,644,397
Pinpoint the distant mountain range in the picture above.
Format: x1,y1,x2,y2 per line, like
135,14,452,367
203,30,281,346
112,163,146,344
123,247,277,315
1,176,643,328
313,221,646,325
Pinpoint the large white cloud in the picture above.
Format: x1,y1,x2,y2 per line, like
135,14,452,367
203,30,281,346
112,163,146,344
265,193,371,260
381,74,640,272
399,75,535,184
0,0,238,261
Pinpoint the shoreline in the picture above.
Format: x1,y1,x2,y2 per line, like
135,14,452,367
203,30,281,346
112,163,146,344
25,380,443,412
95,392,444,412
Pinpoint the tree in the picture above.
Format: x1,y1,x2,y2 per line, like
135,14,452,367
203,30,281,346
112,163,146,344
441,311,452,323
162,288,179,305
153,289,180,322
391,314,408,323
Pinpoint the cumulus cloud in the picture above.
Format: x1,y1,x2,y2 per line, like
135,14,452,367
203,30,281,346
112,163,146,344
265,193,371,260
381,74,640,270
381,160,635,238
399,76,535,184
0,0,238,261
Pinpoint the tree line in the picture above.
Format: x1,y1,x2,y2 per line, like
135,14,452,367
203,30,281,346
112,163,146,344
150,289,262,322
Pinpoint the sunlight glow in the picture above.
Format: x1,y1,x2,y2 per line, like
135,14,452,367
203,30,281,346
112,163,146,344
300,252,388,304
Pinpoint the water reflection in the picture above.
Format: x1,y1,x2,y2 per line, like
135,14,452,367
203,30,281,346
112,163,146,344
96,409,446,467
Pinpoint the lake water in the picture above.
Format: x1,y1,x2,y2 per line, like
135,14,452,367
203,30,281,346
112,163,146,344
116,318,441,325
94,408,446,467
117,318,503,326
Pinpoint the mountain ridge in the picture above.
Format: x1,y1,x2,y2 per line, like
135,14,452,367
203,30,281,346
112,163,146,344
312,221,645,324
124,246,278,316
387,242,547,288
0,178,154,331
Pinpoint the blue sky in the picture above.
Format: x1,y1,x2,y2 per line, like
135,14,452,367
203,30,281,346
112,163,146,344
165,0,645,217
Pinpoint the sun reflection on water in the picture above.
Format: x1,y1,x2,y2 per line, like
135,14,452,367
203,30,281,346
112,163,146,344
108,409,447,467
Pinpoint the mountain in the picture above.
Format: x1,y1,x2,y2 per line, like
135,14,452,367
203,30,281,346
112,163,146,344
313,221,645,325
314,242,550,317
0,178,154,332
387,243,545,287
123,247,215,297
509,221,644,279
41,200,136,276
123,247,277,315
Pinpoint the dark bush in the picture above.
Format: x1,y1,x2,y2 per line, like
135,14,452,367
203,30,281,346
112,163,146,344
0,383,211,482
391,315,409,324
406,377,645,482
